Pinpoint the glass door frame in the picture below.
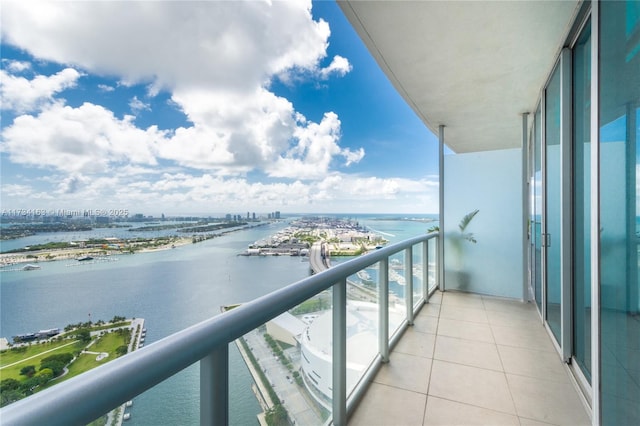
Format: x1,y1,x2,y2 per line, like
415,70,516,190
527,2,600,421
567,10,594,400
527,2,596,414
528,102,543,316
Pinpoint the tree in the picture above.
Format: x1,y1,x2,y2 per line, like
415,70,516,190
0,389,23,407
76,328,91,343
19,365,36,378
40,360,65,377
265,404,288,426
37,368,53,381
0,379,20,393
41,353,73,376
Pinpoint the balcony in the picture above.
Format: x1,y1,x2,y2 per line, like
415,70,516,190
0,232,590,425
349,290,591,425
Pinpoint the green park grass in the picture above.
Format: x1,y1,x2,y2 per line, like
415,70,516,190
1,327,131,390
49,331,130,385
0,340,84,380
58,353,102,383
91,331,126,353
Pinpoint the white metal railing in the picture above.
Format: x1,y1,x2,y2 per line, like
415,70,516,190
0,232,439,426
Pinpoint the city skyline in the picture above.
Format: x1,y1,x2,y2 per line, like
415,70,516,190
0,1,439,216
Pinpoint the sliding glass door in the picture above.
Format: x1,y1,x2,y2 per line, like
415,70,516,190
530,105,543,313
572,19,592,382
599,1,640,423
544,64,562,344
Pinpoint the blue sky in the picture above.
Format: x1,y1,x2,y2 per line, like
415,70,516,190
0,1,439,216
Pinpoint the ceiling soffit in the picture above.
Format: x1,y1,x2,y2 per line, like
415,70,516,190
339,0,581,153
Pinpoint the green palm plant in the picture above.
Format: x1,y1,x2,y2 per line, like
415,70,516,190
458,209,479,244
449,209,479,289
429,210,479,275
426,209,479,241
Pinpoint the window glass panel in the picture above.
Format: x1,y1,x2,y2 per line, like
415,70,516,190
599,1,640,424
572,19,591,382
545,64,562,343
534,105,543,312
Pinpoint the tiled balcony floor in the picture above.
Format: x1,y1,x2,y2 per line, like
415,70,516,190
348,291,592,426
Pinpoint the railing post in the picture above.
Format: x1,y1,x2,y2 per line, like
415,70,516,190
378,258,389,362
439,124,445,292
423,240,429,301
200,345,228,426
405,247,414,325
332,278,347,426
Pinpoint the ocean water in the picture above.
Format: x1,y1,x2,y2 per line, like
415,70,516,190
0,215,435,424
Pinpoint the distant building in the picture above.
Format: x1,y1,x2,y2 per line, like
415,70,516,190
37,328,61,339
266,312,306,347
95,216,109,224
300,301,404,409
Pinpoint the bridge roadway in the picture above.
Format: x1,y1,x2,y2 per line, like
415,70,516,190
308,242,329,274
308,242,379,303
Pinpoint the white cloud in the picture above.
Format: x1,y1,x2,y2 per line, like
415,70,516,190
268,112,364,179
1,183,34,197
129,96,151,114
1,170,438,214
98,84,115,92
2,102,163,173
319,55,352,79
2,59,31,73
343,147,365,166
0,2,437,214
1,1,360,181
0,67,81,113
0,1,329,93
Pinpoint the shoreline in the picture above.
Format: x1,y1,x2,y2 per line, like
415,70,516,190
0,222,272,268
0,237,193,267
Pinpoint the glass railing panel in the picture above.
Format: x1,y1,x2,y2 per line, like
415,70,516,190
128,366,200,424
0,233,439,426
412,242,424,311
388,253,406,339
235,292,333,426
346,261,380,398
428,237,438,293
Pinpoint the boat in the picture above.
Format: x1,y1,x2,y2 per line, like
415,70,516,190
389,269,406,286
123,413,131,420
76,256,93,261
357,270,372,283
22,264,41,271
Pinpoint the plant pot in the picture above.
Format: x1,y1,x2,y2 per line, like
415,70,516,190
445,269,471,291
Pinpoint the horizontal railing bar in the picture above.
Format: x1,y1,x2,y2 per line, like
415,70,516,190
1,232,438,426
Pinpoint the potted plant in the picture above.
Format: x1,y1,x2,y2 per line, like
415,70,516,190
439,209,479,290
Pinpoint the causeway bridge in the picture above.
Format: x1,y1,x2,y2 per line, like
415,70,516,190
308,242,330,274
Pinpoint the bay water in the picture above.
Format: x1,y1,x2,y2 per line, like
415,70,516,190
0,215,434,425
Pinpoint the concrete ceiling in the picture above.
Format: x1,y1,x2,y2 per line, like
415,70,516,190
339,0,581,153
